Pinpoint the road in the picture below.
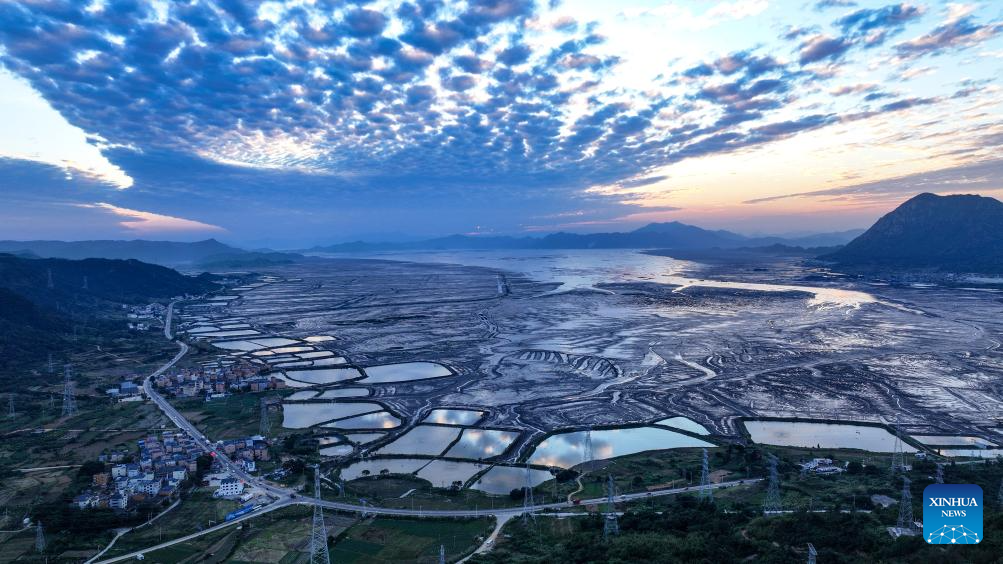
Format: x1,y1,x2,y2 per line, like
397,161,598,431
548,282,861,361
103,300,764,561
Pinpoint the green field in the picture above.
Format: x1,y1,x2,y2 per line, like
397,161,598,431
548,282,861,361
172,389,290,441
331,517,494,563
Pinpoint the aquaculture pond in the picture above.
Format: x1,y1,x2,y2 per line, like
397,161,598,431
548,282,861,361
422,409,486,426
528,426,713,468
374,425,462,456
470,465,552,495
339,458,427,481
744,420,916,452
416,460,486,487
360,362,452,383
445,429,519,459
282,402,382,428
655,416,710,435
323,411,401,430
284,368,363,384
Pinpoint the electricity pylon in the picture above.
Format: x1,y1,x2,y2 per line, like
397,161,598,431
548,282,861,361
35,521,45,553
807,543,817,564
897,476,914,531
699,448,712,501
309,466,330,564
61,365,78,417
582,426,594,473
603,474,619,540
522,463,536,524
7,395,14,420
890,415,905,474
764,454,782,514
935,463,944,484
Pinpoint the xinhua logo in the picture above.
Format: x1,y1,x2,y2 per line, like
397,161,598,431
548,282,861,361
923,484,983,545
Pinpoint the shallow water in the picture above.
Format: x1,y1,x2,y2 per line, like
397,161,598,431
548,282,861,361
744,420,916,452
343,432,385,444
936,448,1003,458
422,409,486,426
323,411,401,430
282,402,382,428
470,465,552,495
339,458,427,480
318,388,369,399
360,362,452,383
374,425,462,456
286,391,318,400
416,460,486,487
655,416,710,435
528,426,713,468
445,429,519,459
912,435,996,447
320,445,355,457
285,368,363,384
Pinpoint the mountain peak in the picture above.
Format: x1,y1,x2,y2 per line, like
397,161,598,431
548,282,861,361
824,193,1003,272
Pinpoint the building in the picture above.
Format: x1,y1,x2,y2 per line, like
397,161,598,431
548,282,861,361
214,477,244,498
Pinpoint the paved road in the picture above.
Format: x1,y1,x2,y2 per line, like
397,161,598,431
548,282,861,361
109,300,765,561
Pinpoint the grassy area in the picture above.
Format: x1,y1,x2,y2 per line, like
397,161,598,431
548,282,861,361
331,516,494,563
132,506,357,564
172,389,291,441
102,490,242,559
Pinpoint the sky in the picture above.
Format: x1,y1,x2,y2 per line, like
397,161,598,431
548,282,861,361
0,0,1001,247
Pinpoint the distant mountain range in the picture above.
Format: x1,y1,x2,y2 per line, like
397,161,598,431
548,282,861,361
0,239,302,267
309,223,864,253
823,193,1003,273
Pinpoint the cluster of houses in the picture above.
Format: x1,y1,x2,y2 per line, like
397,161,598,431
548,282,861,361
73,432,205,510
153,360,283,399
105,379,143,402
799,457,846,476
124,302,167,331
72,432,275,510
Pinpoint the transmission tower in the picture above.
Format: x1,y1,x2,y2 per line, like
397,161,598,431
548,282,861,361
603,474,619,540
890,415,905,474
582,426,594,473
46,268,54,289
309,466,330,564
47,353,54,374
522,463,536,524
7,395,14,420
807,543,817,564
997,478,1002,507
935,463,944,484
82,276,89,290
61,365,78,417
35,521,45,553
259,398,271,437
439,544,446,564
897,476,914,531
699,448,713,501
763,453,782,514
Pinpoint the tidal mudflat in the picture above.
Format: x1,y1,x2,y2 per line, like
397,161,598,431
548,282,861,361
179,248,1003,490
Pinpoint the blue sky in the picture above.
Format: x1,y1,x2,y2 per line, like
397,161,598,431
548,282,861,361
0,0,1001,246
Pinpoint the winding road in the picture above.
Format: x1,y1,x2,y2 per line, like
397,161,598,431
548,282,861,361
94,301,763,562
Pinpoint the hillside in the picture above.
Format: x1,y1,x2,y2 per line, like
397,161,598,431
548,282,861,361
0,238,241,265
823,193,1003,273
312,222,862,253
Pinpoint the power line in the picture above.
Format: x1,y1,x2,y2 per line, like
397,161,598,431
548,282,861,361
582,426,594,473
259,398,271,438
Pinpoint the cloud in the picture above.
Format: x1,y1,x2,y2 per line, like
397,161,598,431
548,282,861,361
744,158,1003,204
815,0,858,9
836,3,924,46
895,15,1003,59
76,203,226,234
798,34,853,63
